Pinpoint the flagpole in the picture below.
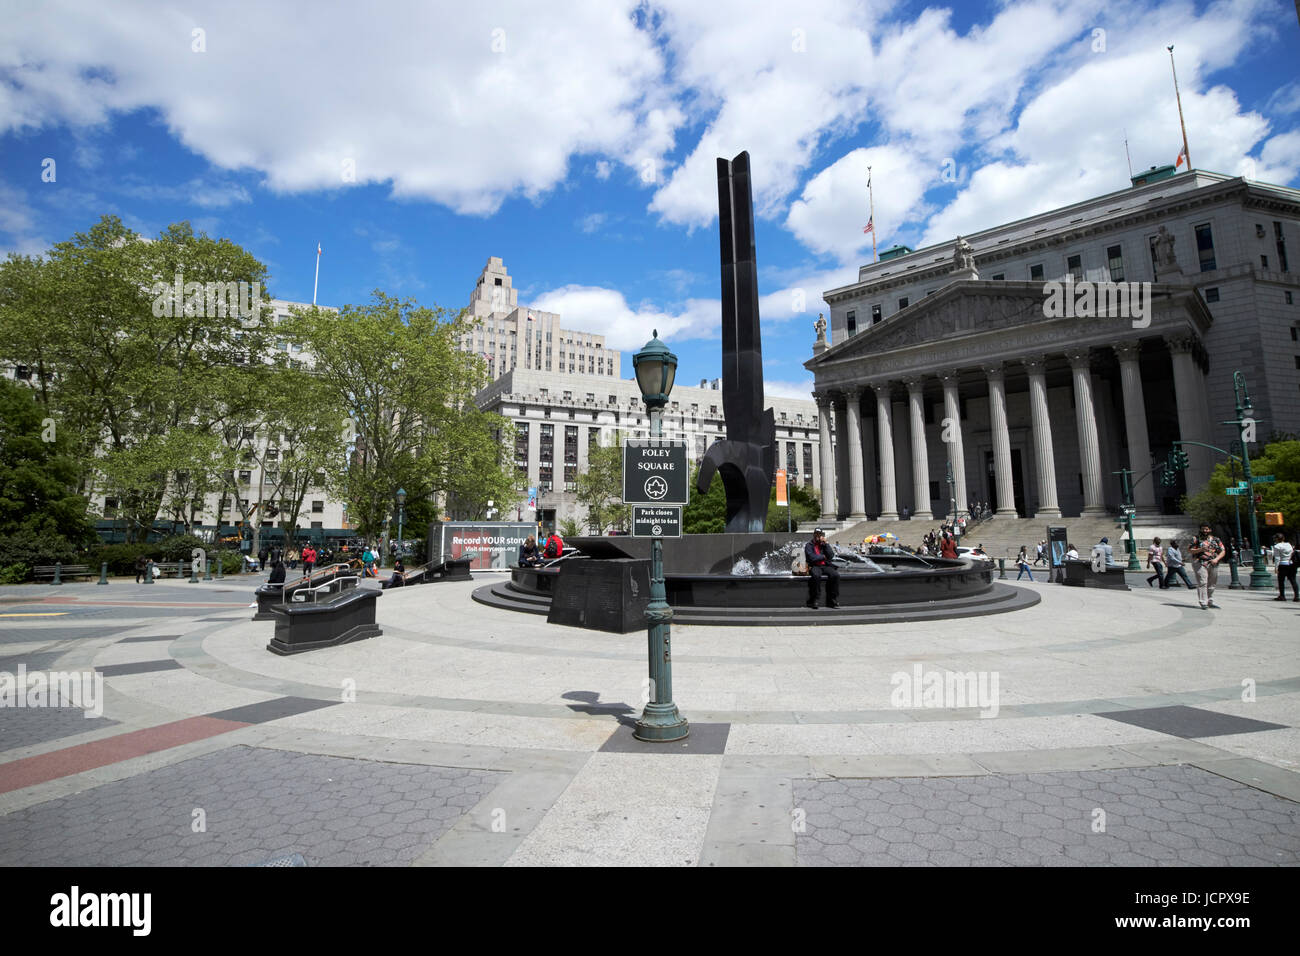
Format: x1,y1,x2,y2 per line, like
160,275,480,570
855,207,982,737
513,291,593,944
312,243,321,306
1124,128,1133,179
1167,45,1191,171
868,166,877,263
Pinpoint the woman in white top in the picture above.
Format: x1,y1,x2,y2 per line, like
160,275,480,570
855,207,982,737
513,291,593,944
1146,536,1166,589
1272,533,1298,601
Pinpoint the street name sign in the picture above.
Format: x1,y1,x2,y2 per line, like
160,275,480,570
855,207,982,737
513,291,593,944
632,506,682,538
623,439,689,505
1224,487,1246,495
1254,475,1275,483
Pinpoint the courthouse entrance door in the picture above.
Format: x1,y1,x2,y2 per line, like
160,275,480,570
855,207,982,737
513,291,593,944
984,449,1027,516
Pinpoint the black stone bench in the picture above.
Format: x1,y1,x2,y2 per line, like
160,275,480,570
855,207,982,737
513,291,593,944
253,564,353,620
1061,559,1130,590
267,585,382,656
34,564,91,583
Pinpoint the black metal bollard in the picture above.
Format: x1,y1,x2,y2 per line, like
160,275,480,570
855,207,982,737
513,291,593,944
143,560,154,584
97,561,109,586
52,561,63,585
215,551,224,580
203,555,213,582
997,558,1006,579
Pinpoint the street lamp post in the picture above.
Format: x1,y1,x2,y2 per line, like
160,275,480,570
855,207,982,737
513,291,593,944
1231,372,1271,589
632,330,688,743
1226,440,1244,589
1112,467,1141,570
395,487,406,559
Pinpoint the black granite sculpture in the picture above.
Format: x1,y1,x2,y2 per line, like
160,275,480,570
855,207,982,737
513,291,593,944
697,151,776,533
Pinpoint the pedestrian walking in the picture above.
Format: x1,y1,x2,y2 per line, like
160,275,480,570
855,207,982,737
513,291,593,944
1034,540,1046,567
1189,525,1225,610
1016,546,1034,581
1271,533,1298,602
1163,540,1193,589
134,554,148,584
1146,537,1166,588
301,544,316,577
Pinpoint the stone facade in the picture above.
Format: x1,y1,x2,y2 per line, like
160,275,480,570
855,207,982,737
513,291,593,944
809,170,1300,522
476,368,821,528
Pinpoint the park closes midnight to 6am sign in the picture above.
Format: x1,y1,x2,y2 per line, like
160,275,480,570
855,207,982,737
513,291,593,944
622,439,689,505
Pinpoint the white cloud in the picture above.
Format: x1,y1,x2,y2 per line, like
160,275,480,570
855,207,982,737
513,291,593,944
763,378,815,400
529,284,718,351
0,181,51,257
0,0,678,216
578,212,607,233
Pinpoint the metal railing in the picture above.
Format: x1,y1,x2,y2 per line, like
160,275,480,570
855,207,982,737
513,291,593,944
290,575,359,603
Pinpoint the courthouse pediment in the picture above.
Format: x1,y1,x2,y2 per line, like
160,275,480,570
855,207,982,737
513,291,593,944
806,278,1211,383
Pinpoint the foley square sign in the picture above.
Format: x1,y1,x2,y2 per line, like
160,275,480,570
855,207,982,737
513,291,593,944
623,439,689,505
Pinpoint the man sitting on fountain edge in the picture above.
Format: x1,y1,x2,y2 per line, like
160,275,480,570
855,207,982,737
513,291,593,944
805,528,841,610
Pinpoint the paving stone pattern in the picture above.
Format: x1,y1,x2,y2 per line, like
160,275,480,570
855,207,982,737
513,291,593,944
0,745,501,866
0,704,119,752
793,766,1300,867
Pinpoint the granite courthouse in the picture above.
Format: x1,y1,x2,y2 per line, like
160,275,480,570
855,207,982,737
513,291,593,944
806,167,1300,527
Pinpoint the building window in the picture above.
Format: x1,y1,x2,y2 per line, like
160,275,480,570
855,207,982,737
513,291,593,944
14,365,30,380
1030,263,1044,281
589,427,600,450
103,497,119,518
1295,356,1300,370
1287,292,1294,305
989,275,1003,282
311,521,323,529
311,500,324,513
1276,221,1289,272
1107,245,1124,282
564,425,578,465
1262,255,1269,269
846,310,856,335
803,443,813,483
539,423,554,464
538,466,553,492
898,296,909,309
1067,255,1083,282
1195,223,1216,272
1204,287,1219,303
239,470,252,483
871,305,882,325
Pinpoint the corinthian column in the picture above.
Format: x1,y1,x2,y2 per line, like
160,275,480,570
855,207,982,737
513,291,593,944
905,377,933,520
845,387,867,520
984,363,1018,516
873,383,899,519
833,398,849,520
1168,335,1213,490
815,393,837,522
1023,355,1060,518
939,372,968,517
1113,341,1155,511
1068,349,1107,515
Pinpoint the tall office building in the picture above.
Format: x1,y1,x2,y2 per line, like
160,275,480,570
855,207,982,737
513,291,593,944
462,257,621,381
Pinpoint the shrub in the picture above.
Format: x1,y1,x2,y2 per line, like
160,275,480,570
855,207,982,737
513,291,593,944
96,542,155,576
0,563,28,584
0,528,81,581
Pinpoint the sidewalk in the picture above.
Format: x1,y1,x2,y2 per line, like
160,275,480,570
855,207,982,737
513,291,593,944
1,574,1296,866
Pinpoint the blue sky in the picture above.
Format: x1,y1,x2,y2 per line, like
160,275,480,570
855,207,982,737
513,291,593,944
2,0,1297,397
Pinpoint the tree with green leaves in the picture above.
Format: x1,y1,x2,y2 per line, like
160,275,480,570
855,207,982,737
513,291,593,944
0,378,97,577
282,293,514,540
682,463,727,534
1182,439,1300,539
764,480,820,532
0,216,275,540
576,436,629,533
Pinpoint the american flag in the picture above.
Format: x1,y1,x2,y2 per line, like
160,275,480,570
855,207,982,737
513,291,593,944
863,217,874,235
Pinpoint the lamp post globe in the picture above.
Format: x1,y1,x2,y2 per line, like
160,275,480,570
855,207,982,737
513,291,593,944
632,329,688,743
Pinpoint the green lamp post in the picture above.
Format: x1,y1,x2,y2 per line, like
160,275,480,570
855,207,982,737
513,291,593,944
632,330,688,743
1112,467,1141,570
1231,372,1271,589
1226,440,1245,589
396,487,407,559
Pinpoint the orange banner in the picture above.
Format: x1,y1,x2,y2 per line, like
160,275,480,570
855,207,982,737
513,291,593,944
775,469,788,507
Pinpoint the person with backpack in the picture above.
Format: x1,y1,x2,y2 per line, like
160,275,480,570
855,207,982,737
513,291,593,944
1015,546,1033,581
542,530,564,560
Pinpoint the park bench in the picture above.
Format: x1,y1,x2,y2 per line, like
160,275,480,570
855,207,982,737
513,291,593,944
1061,559,1130,590
34,563,93,583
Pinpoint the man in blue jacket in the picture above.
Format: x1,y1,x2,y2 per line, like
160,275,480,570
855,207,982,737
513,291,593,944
805,528,840,609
